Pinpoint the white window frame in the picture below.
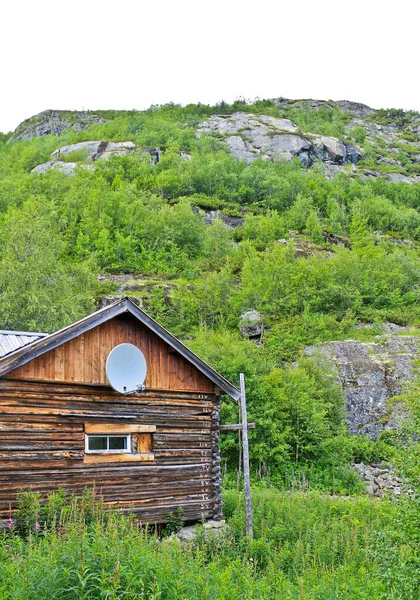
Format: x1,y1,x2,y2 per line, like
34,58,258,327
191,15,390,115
85,434,132,454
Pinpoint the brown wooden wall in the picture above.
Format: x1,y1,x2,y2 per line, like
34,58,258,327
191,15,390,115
0,379,222,524
6,314,215,394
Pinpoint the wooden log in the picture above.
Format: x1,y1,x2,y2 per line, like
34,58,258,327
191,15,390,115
219,423,255,431
85,424,156,434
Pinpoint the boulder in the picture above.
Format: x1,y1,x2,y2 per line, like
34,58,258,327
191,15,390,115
51,141,106,162
100,141,136,160
191,206,244,228
239,310,264,341
318,136,347,164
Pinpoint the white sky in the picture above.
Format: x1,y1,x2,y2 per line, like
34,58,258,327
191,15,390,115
1,0,419,134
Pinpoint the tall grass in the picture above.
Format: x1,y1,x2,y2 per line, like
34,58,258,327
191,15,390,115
0,488,395,599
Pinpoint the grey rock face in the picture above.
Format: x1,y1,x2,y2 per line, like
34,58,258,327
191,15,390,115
305,334,418,439
8,110,108,142
197,112,360,167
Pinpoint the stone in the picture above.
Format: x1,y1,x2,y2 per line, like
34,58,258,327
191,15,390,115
175,519,227,542
202,519,226,529
239,310,264,341
365,482,375,496
352,462,408,498
140,147,161,163
176,525,197,541
268,134,311,160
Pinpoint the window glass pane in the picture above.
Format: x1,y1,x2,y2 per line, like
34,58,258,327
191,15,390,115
109,436,128,450
88,436,108,451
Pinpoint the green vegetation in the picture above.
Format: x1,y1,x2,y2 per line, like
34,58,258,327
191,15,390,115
2,101,420,596
0,487,396,599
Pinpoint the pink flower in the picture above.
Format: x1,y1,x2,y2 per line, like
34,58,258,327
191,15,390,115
35,521,40,533
7,518,14,530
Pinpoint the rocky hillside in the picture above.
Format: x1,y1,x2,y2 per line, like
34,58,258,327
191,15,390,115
2,97,420,491
11,98,420,183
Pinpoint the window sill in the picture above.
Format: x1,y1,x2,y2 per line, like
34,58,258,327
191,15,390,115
83,452,155,464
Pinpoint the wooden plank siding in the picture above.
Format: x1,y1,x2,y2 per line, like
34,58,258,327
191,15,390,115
0,314,223,524
5,314,215,394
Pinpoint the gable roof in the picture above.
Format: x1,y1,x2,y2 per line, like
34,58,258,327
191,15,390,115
0,298,240,401
0,330,48,358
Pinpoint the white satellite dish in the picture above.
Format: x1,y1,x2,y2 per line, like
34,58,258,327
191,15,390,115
106,343,147,394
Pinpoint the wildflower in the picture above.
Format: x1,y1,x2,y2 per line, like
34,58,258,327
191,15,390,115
7,517,14,530
35,521,40,533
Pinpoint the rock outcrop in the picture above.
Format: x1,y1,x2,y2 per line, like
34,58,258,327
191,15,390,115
8,110,108,142
305,330,418,439
197,112,361,167
31,142,160,175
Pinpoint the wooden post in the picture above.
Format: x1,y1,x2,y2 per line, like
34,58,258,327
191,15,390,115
240,372,253,539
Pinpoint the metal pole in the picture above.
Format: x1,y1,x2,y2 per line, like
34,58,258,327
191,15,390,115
240,372,253,539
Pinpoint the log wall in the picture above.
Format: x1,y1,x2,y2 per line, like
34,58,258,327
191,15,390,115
0,379,222,524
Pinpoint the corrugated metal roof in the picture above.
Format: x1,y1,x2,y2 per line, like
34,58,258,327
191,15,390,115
0,330,48,358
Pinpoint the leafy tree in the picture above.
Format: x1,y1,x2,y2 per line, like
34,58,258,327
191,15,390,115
0,196,96,332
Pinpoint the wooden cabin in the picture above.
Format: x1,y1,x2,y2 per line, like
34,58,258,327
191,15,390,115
0,299,240,525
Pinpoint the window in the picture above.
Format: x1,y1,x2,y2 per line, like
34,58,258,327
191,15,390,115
83,424,156,464
85,434,131,454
